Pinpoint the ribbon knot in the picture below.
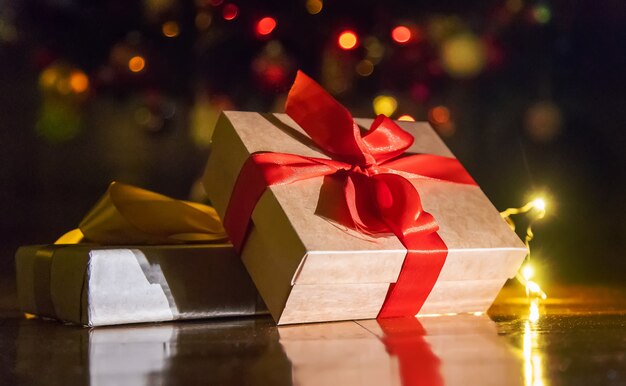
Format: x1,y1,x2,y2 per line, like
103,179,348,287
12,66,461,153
222,71,477,318
349,164,380,176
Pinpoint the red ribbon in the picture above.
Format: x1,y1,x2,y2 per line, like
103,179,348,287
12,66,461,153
223,71,477,318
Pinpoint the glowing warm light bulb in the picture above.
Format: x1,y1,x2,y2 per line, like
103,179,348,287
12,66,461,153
306,0,323,14
222,3,238,20
162,21,180,37
522,264,534,281
533,198,546,211
397,115,415,122
256,17,277,36
373,95,397,117
391,26,412,44
128,56,146,73
338,30,358,50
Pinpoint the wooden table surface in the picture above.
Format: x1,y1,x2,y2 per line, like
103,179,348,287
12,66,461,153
1,282,626,385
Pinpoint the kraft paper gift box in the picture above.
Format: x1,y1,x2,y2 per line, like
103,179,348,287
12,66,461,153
16,243,266,326
203,72,527,325
204,111,527,325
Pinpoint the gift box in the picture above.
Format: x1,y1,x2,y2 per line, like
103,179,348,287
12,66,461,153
16,181,268,326
203,72,527,325
16,243,266,326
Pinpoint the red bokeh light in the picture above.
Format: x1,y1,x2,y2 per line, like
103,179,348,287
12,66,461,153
222,3,238,20
391,26,412,44
256,17,277,36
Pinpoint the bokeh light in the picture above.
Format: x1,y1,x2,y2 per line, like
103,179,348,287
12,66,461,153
355,60,374,76
338,30,358,50
222,3,238,21
410,83,430,102
373,95,397,117
440,33,486,78
36,101,81,143
162,21,180,38
39,64,89,96
128,56,146,72
532,4,551,24
68,70,89,93
391,26,412,44
525,101,562,143
256,17,276,36
39,66,60,90
506,0,524,13
429,105,455,136
429,105,450,125
364,37,385,63
195,12,212,30
398,115,415,122
305,0,323,15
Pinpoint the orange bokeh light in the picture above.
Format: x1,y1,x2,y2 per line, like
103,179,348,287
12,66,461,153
128,56,145,73
256,17,277,36
391,26,412,44
338,30,358,50
69,71,89,93
222,3,238,20
162,21,180,38
429,106,451,125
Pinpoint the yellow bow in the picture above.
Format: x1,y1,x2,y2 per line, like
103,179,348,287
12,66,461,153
55,181,227,245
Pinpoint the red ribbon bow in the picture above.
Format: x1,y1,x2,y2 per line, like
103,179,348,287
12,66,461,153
224,71,476,318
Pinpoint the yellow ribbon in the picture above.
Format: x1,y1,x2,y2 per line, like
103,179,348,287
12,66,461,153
55,181,227,245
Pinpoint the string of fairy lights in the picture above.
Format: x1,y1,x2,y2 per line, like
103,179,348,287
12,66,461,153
501,197,548,322
501,198,549,386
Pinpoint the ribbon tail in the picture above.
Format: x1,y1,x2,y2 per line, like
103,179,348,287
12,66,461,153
223,157,270,251
366,173,448,318
378,234,448,318
55,228,85,244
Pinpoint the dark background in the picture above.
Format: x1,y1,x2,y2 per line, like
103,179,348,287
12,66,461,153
1,0,625,303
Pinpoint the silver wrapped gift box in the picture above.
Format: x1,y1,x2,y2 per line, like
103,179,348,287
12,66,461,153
16,243,267,326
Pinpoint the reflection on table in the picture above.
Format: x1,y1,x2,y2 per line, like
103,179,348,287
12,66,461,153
8,284,626,385
13,314,521,386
